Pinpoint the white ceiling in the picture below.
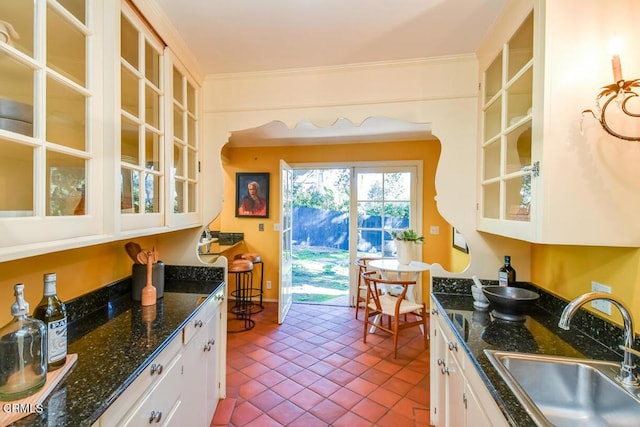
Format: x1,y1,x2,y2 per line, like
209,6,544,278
152,0,507,144
153,0,507,75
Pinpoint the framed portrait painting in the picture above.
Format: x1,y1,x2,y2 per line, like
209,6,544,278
236,172,269,218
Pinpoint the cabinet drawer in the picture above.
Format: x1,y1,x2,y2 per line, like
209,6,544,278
120,351,183,426
183,289,224,345
98,335,182,427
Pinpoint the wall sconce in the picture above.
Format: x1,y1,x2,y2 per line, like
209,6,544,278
581,39,640,141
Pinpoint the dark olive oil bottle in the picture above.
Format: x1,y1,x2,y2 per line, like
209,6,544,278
498,255,516,287
33,273,68,371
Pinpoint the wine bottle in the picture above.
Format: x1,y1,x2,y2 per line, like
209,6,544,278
498,255,516,287
33,273,68,371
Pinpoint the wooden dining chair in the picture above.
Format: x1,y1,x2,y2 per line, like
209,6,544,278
354,257,378,320
361,270,428,358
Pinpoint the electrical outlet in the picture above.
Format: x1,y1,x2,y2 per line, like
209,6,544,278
266,281,272,290
258,223,264,231
591,281,612,315
430,226,440,235
274,223,281,231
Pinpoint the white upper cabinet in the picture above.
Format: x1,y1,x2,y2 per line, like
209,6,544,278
478,3,537,242
0,0,202,261
0,0,103,260
478,0,640,246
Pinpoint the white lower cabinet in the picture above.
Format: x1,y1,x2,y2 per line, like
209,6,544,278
430,300,508,427
177,290,223,425
95,288,225,427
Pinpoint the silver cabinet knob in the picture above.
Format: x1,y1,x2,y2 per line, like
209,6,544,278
194,319,203,328
448,341,458,351
437,358,445,366
149,411,162,423
150,363,163,375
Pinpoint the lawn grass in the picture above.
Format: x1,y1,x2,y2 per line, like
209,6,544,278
292,246,349,303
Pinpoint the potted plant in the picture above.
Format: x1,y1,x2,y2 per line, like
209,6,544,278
391,229,424,264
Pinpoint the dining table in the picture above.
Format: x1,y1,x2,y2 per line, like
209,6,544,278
367,258,431,333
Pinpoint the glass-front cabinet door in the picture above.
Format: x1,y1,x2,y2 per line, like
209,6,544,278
170,61,200,227
0,0,100,254
120,2,165,232
479,11,536,236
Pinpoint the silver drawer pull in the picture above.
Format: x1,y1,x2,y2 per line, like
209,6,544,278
437,358,445,366
150,363,163,375
203,343,211,352
149,410,162,423
215,294,224,301
194,319,203,328
441,366,449,375
208,338,215,346
448,341,458,351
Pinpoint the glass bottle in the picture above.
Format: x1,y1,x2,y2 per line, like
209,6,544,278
0,284,47,400
33,273,68,371
498,255,516,286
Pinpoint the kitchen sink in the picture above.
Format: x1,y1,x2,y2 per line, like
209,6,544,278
485,350,640,427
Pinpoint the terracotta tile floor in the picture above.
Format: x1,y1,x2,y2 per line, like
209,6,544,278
217,302,430,426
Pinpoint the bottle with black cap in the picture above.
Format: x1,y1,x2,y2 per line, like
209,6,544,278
498,255,516,287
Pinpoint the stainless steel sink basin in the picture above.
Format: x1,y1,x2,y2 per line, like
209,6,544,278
485,350,640,427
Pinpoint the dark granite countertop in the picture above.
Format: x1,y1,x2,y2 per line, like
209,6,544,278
10,273,224,427
432,279,626,427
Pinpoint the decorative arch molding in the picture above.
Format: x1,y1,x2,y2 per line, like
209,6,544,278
226,116,435,147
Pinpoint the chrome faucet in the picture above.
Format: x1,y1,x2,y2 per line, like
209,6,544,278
558,291,639,388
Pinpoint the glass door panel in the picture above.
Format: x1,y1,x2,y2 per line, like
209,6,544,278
145,131,160,171
46,151,85,216
508,13,534,80
145,41,161,87
482,182,500,219
173,144,184,177
144,84,160,128
483,96,502,141
484,52,502,100
355,169,415,259
121,67,139,117
121,117,139,164
173,179,184,213
505,176,530,221
46,76,86,150
173,107,184,140
506,125,532,174
506,67,532,127
188,183,196,212
0,139,33,215
120,15,138,68
0,52,34,137
47,5,86,85
144,172,160,213
483,140,501,180
57,0,85,24
0,1,35,57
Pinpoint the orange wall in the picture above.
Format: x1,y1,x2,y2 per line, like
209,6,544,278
216,139,452,302
0,235,165,326
531,245,640,331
